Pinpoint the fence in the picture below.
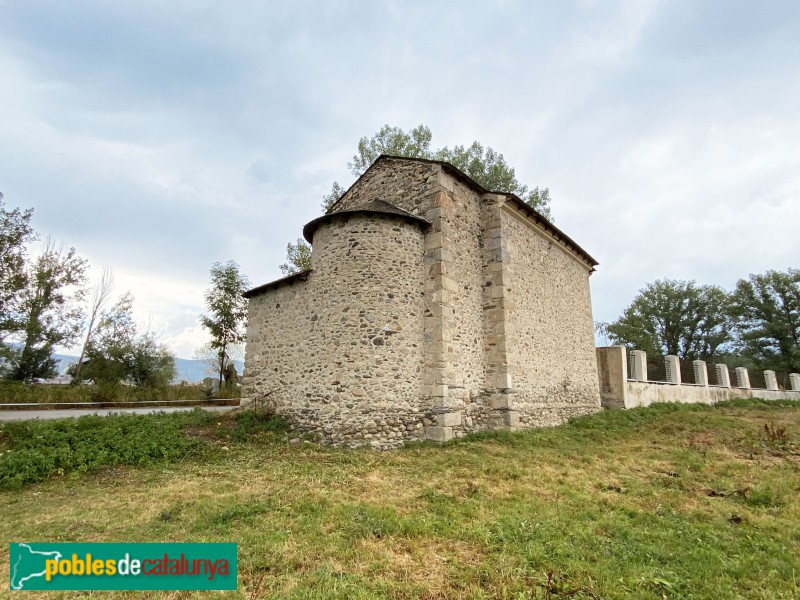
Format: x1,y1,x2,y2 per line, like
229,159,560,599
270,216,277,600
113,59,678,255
596,346,800,410
680,360,697,385
626,348,636,383
614,348,800,390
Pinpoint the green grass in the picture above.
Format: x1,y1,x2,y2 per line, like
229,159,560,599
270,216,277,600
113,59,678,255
0,408,288,488
1,400,799,598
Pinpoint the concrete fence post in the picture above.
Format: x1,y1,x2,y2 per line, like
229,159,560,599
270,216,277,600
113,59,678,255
790,373,800,391
716,364,731,388
630,350,647,382
693,360,708,387
665,355,680,384
764,370,778,391
735,367,751,389
596,346,628,409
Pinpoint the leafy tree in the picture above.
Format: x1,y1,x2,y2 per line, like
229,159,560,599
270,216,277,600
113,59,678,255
126,334,176,387
6,239,88,381
200,261,250,386
0,194,36,342
348,124,434,175
606,279,733,360
79,292,137,384
79,292,176,387
435,143,552,217
282,124,553,275
321,181,346,213
279,239,312,276
730,268,800,373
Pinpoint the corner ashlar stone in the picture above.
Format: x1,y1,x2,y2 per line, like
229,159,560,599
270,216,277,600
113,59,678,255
490,408,520,429
425,426,454,442
490,393,512,409
436,411,462,427
504,410,520,428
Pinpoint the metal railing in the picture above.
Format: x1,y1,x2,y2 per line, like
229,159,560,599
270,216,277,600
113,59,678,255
776,372,790,391
707,363,720,386
749,370,767,389
646,355,668,382
728,366,741,387
626,348,636,380
679,360,696,385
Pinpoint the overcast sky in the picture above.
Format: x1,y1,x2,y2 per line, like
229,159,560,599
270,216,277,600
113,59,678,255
1,0,798,359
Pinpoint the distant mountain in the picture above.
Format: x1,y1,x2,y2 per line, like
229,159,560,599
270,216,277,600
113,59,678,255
173,357,245,383
52,354,79,375
52,353,242,383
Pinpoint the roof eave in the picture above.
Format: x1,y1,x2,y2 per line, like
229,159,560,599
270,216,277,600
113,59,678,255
302,208,430,244
243,269,312,299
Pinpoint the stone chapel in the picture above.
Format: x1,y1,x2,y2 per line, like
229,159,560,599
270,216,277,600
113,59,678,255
243,155,600,448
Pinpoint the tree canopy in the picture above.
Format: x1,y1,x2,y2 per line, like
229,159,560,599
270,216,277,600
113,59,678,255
603,268,800,375
604,279,733,361
79,292,176,387
5,239,88,380
1,193,181,385
731,268,800,373
344,124,552,218
0,194,36,343
279,238,312,276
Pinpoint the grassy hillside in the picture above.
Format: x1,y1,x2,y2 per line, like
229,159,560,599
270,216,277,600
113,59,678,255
1,400,799,598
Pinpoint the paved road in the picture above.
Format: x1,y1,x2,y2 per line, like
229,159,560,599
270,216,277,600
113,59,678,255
0,405,238,422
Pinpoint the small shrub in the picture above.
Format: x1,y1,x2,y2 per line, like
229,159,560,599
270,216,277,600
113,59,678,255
231,409,288,442
762,422,791,452
741,421,796,458
743,487,785,509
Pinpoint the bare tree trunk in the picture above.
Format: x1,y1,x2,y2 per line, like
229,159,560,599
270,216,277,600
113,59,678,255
74,265,114,381
218,345,226,390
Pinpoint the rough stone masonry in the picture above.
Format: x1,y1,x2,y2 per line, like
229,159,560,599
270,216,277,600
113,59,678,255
243,155,601,449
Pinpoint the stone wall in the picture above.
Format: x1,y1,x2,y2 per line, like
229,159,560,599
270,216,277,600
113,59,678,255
503,204,601,425
244,156,603,447
331,157,440,220
243,212,428,449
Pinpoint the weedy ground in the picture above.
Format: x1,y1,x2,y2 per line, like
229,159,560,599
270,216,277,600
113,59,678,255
0,399,798,599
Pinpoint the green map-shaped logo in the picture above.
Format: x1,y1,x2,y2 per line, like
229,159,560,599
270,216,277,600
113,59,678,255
9,542,237,590
10,543,63,590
